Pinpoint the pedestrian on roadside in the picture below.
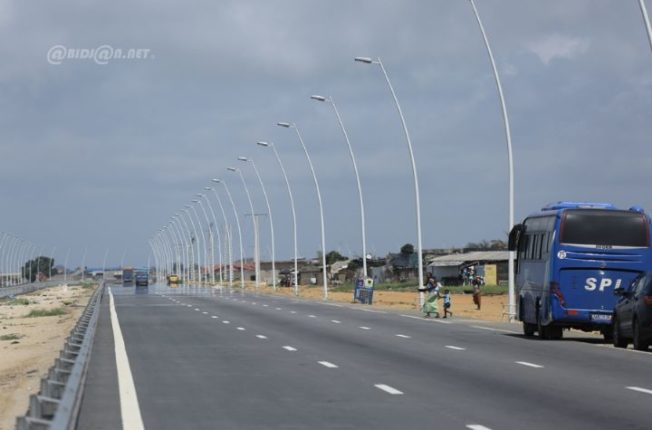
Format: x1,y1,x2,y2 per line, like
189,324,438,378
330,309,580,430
420,276,440,318
442,288,452,318
472,276,482,310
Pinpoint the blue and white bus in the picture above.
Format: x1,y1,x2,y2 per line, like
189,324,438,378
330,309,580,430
508,201,652,340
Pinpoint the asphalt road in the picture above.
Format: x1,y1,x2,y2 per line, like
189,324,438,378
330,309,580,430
76,284,652,430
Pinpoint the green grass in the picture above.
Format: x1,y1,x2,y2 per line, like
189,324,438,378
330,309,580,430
25,307,67,318
0,333,23,341
2,298,30,306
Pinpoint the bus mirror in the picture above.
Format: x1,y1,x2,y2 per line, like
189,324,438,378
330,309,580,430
508,224,525,251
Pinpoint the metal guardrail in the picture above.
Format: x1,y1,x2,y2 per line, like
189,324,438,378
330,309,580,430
15,282,105,430
0,280,65,299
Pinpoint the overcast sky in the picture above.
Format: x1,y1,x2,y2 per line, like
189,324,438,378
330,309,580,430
0,0,650,268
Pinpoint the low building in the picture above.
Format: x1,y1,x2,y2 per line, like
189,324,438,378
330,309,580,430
426,251,509,286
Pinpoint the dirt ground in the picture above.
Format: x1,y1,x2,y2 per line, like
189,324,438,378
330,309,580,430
0,284,95,430
240,284,509,321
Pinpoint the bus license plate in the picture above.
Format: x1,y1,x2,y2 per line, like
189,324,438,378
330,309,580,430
590,313,612,322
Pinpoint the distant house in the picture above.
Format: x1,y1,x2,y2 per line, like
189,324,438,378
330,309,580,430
426,251,509,286
385,252,419,282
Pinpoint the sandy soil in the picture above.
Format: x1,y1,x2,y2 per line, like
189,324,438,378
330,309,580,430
238,284,509,321
0,284,95,430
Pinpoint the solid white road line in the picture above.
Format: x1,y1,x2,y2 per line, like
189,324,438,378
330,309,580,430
626,386,652,395
256,335,268,339
467,425,493,430
318,361,338,368
108,289,145,430
400,314,452,324
445,345,466,351
471,325,518,334
395,334,411,339
283,346,297,351
331,320,341,324
359,326,371,330
515,361,543,369
374,384,403,395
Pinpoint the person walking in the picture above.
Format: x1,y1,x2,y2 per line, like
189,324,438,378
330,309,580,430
472,276,482,310
442,288,453,318
420,276,441,318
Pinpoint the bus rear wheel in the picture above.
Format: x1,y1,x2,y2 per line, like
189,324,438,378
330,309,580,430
523,322,536,337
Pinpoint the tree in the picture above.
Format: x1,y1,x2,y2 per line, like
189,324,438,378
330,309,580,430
325,250,348,265
400,243,414,255
21,256,55,282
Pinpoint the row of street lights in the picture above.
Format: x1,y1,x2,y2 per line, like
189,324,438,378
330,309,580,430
0,232,56,285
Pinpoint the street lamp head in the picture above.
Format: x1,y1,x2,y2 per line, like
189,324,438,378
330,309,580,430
310,95,327,102
256,141,270,147
237,156,248,162
277,122,291,128
227,167,237,172
354,56,374,64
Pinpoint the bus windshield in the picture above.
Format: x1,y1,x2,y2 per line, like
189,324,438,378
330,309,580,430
560,209,649,247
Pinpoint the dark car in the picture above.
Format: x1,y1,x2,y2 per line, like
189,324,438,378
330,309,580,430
135,271,149,287
613,272,652,350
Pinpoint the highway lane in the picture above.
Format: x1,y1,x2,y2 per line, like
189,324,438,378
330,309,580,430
77,284,652,430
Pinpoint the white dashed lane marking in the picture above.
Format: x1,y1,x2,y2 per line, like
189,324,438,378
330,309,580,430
283,346,297,352
515,361,543,369
445,345,466,351
471,325,518,334
211,316,218,319
308,315,316,318
318,361,338,368
237,327,246,331
626,386,652,395
466,425,492,430
222,321,230,324
359,326,371,330
395,334,411,339
256,335,268,339
331,320,341,324
374,384,403,395
202,311,208,314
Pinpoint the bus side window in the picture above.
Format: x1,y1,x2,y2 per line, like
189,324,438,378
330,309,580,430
519,234,529,261
527,234,535,260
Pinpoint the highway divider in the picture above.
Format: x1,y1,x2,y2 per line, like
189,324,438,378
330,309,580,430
15,282,104,430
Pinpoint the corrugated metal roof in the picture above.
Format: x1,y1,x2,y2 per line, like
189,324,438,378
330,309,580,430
426,251,509,267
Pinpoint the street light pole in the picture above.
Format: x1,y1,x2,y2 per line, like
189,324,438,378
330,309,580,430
171,217,191,285
311,95,368,280
227,166,260,292
189,203,209,285
214,179,245,290
238,156,277,291
198,193,224,286
176,212,196,284
277,122,328,300
63,248,70,285
354,56,424,306
206,186,233,288
640,0,652,52
194,198,218,285
183,207,202,285
257,141,299,295
468,0,515,320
